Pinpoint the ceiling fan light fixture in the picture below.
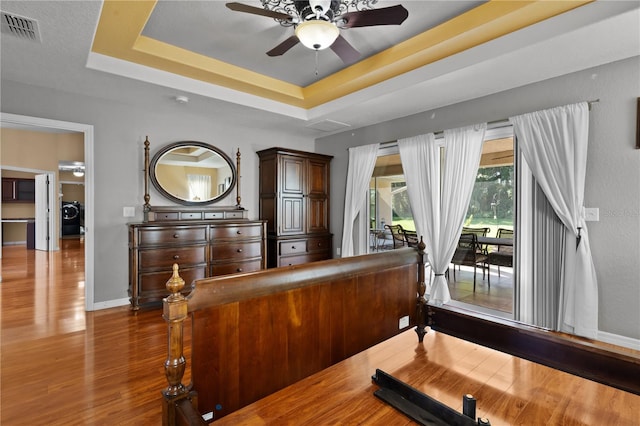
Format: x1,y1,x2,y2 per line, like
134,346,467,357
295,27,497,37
295,20,339,50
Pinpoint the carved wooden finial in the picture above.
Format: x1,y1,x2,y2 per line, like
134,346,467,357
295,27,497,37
418,236,426,252
165,263,185,299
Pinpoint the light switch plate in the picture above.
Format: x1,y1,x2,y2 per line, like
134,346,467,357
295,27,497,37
584,207,599,222
123,206,135,217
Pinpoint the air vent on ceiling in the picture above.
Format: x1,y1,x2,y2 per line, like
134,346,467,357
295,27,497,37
1,11,41,42
306,119,351,132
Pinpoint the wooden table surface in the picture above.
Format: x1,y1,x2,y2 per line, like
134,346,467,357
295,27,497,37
213,328,640,425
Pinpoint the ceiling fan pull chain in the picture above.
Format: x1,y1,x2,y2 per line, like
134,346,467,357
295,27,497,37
315,49,319,76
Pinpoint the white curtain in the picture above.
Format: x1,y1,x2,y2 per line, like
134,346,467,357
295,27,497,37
399,124,486,304
187,174,211,201
510,102,598,339
341,143,379,257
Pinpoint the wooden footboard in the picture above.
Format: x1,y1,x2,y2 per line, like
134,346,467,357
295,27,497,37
162,246,427,425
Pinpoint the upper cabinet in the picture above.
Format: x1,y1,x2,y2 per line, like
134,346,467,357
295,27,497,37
257,148,332,268
2,178,35,203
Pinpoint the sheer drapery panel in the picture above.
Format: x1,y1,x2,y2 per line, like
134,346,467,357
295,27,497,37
341,144,379,257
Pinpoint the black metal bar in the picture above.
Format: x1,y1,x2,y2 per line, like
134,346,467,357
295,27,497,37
372,369,483,426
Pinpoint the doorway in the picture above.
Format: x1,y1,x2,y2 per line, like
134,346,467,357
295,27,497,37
0,112,95,311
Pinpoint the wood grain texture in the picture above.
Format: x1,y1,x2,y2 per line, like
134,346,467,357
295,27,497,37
186,249,420,419
214,329,640,425
0,240,189,425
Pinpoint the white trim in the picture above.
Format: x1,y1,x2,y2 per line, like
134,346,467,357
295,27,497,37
91,298,130,311
1,112,95,311
597,331,640,351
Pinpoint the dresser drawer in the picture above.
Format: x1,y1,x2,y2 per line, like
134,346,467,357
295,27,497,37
211,259,263,276
210,224,263,239
138,266,205,297
180,212,202,220
139,245,207,269
137,226,207,246
307,236,331,253
278,252,329,267
212,241,263,261
279,239,307,255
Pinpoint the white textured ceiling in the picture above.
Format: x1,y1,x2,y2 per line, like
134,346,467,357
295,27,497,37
1,1,639,139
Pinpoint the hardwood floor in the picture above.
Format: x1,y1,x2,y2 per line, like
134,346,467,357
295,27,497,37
1,240,187,425
2,242,637,425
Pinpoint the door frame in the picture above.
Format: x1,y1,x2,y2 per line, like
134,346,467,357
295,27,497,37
1,112,95,311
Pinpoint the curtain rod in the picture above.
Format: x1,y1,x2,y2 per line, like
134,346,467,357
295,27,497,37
376,99,600,148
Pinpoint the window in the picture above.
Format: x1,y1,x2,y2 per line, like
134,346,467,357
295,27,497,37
464,136,515,236
369,154,415,232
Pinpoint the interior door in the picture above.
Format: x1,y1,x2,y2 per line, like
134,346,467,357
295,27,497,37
35,174,49,251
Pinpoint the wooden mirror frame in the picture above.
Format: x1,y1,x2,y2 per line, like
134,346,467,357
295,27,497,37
148,140,236,206
143,137,243,221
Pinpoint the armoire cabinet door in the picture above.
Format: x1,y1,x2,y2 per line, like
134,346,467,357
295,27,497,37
306,158,329,234
279,155,305,235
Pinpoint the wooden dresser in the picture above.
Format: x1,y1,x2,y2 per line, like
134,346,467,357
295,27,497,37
128,219,266,309
257,147,332,267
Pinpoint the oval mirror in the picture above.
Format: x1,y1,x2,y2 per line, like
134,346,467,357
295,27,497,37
149,141,236,205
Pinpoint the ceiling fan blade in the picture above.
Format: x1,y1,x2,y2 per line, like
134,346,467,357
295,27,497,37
330,35,360,65
226,2,293,21
339,5,408,28
267,35,300,57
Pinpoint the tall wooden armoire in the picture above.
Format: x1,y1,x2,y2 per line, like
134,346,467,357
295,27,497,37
257,147,333,267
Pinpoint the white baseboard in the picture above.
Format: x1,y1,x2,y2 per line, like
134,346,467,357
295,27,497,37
89,297,130,311
597,330,640,351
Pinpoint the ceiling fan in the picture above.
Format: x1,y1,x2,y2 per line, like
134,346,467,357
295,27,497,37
226,0,409,65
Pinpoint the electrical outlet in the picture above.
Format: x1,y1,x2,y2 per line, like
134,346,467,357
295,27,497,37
336,247,341,256
399,315,409,329
584,207,599,222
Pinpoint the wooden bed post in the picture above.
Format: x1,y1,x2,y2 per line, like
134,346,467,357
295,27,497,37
415,237,428,342
162,264,195,426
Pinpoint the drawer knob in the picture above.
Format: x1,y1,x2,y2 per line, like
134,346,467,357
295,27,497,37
236,268,243,272
173,255,180,260
237,248,243,253
173,234,179,238
291,246,296,249
236,230,242,235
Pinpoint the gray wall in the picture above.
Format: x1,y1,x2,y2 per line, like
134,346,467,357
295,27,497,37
1,80,315,304
316,57,640,341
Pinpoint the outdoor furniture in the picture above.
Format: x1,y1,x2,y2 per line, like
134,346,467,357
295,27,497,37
369,229,387,251
486,228,514,276
384,224,407,249
450,233,489,291
462,226,490,254
402,229,419,248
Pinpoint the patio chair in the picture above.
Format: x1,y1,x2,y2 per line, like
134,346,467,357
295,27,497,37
487,228,513,277
450,233,489,291
462,226,490,254
384,224,407,249
402,229,419,248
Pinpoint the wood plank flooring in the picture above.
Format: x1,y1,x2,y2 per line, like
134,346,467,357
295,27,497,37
1,240,190,424
2,242,637,425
